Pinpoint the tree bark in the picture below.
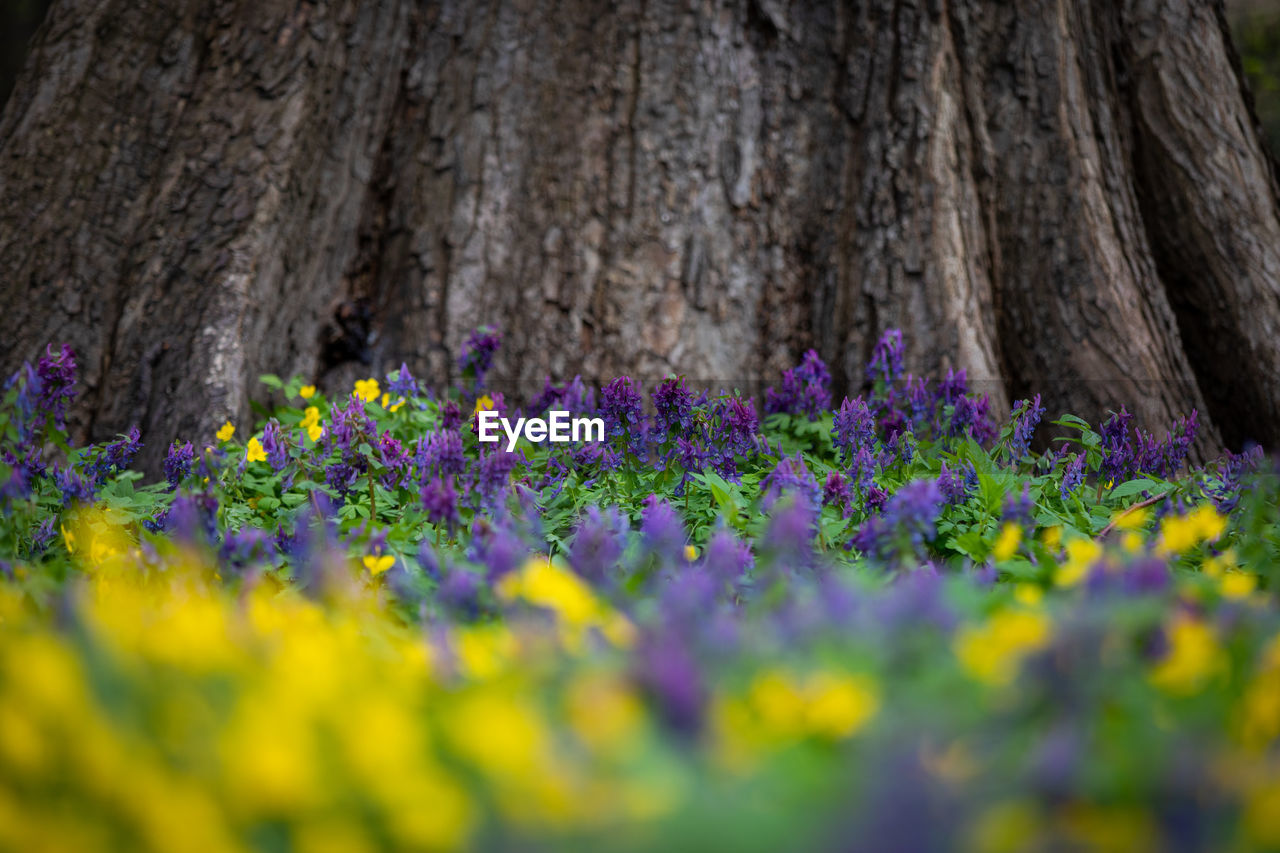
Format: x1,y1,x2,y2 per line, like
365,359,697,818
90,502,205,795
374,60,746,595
2,0,1277,472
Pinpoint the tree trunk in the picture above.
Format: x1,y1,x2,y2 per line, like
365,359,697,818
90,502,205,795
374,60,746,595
2,0,1278,473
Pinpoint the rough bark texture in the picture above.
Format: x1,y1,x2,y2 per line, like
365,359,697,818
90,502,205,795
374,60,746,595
2,0,1278,472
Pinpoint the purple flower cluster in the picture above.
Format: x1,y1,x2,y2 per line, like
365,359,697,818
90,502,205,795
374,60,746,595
415,429,465,482
867,329,904,386
458,326,502,392
164,440,195,491
262,420,289,472
852,479,944,566
1007,395,1045,462
1060,453,1085,500
653,377,695,438
765,350,832,420
1099,406,1199,482
601,376,645,457
834,396,876,466
385,362,419,399
760,452,822,516
421,476,459,530
36,344,77,427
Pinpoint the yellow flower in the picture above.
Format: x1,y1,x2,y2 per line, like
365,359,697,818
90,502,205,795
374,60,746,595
1157,504,1227,556
353,378,380,402
955,608,1052,685
992,523,1021,561
381,393,390,409
1113,506,1150,531
743,668,879,742
299,385,316,400
497,557,635,650
388,398,405,413
566,673,644,755
363,554,394,577
1150,616,1224,694
216,421,235,441
472,394,495,417
1221,572,1258,600
1041,526,1062,551
245,437,267,463
299,406,323,442
683,544,697,562
61,523,75,554
1054,538,1101,588
1013,584,1043,608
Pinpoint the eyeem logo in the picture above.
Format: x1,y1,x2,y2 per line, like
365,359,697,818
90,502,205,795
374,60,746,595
477,410,605,452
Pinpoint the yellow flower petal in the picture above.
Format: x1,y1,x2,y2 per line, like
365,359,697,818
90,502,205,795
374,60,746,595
363,555,394,577
216,421,235,441
993,523,1021,562
299,385,316,400
245,437,267,463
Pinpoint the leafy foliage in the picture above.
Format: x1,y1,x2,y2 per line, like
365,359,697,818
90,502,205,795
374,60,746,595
1,333,1279,851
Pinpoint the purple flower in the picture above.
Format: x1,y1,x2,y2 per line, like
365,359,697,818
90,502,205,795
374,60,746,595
636,634,705,735
703,527,753,586
324,461,360,497
1134,410,1199,479
1060,453,1085,500
421,476,459,530
601,377,645,456
653,377,695,437
1007,395,1045,462
35,344,77,425
936,462,970,505
866,329,904,385
850,446,878,492
834,396,876,465
439,569,484,620
640,495,686,563
29,517,56,555
717,396,758,453
377,431,410,488
852,479,944,566
474,449,520,509
1003,483,1035,527
760,452,821,514
949,394,996,445
385,362,419,398
89,426,142,483
262,419,288,472
1100,407,1134,483
414,429,465,482
824,470,853,513
440,400,463,431
529,377,565,414
937,368,968,406
166,492,219,545
470,519,525,581
221,527,276,570
765,351,831,420
459,326,502,392
567,506,629,585
1205,444,1264,512
53,463,94,506
905,376,934,430
673,437,709,493
164,440,195,490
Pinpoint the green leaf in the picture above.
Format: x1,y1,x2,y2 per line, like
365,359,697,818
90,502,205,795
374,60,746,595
1109,479,1160,500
